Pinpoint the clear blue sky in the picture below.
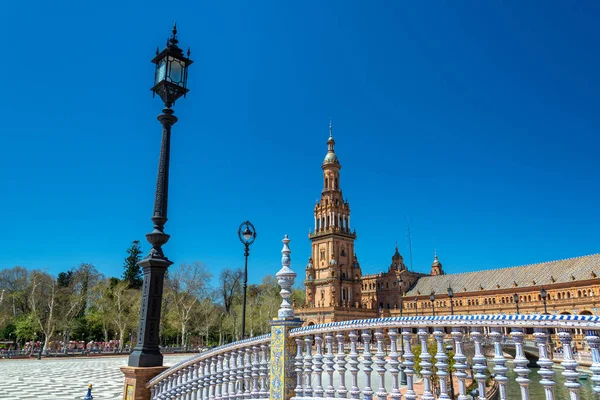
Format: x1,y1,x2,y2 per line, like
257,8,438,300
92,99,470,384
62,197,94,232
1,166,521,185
2,1,599,284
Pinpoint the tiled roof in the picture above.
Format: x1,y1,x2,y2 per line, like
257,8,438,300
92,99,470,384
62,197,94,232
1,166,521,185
404,254,600,296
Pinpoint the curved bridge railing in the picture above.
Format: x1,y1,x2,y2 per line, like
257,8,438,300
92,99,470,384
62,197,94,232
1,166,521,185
148,314,600,400
145,236,600,400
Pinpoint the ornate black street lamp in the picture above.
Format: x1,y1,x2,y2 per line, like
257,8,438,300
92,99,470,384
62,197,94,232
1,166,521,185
64,329,70,355
128,24,193,368
541,287,548,315
430,291,436,317
414,296,419,316
513,293,520,315
447,285,455,316
238,220,257,339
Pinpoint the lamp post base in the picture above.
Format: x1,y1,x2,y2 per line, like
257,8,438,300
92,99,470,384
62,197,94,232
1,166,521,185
121,365,168,400
128,349,163,368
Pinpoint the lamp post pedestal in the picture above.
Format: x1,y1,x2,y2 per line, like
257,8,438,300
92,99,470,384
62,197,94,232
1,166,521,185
121,366,168,400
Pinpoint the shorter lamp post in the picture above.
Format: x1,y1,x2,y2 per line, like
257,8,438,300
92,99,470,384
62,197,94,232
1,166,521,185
238,221,257,339
541,287,548,315
414,296,419,316
514,293,520,315
446,344,455,399
64,329,70,355
430,291,436,317
448,285,455,316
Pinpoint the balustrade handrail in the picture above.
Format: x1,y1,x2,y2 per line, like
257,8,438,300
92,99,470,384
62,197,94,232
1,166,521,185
147,333,271,388
289,314,600,337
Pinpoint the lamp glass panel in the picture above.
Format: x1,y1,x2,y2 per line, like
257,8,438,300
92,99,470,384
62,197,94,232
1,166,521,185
156,58,167,85
168,56,185,86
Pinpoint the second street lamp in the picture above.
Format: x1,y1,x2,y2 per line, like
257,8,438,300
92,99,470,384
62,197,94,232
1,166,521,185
430,291,436,317
238,221,257,339
514,293,520,315
447,285,455,316
541,287,548,315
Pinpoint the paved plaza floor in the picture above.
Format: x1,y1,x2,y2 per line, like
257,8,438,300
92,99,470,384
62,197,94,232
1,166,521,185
0,355,191,400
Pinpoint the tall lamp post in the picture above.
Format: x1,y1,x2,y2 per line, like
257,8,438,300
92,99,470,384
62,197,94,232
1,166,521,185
447,286,454,316
541,287,548,315
128,24,193,368
430,291,436,317
513,293,520,315
238,221,257,339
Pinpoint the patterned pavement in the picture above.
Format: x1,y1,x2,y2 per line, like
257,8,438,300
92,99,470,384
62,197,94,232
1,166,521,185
0,354,191,400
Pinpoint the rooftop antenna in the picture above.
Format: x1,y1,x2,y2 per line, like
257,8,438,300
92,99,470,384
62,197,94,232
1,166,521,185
407,215,413,271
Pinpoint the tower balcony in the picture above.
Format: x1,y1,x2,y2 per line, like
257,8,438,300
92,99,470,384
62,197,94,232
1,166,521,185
309,226,356,239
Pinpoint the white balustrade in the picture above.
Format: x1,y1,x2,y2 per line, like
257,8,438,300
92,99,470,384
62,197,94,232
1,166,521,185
147,315,600,400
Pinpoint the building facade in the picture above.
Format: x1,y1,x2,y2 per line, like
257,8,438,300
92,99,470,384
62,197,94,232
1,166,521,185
294,128,600,326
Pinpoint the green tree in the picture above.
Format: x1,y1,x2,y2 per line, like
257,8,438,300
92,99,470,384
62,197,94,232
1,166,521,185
14,314,37,344
122,240,143,289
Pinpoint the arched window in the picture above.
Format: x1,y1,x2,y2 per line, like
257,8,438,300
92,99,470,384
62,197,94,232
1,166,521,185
578,290,582,297
335,178,338,189
567,292,571,299
325,178,329,188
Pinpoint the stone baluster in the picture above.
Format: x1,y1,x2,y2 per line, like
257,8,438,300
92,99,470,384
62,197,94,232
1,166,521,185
304,336,314,397
362,330,374,400
200,359,208,400
216,354,224,400
259,344,269,398
471,327,487,400
336,332,348,398
324,332,336,398
191,362,200,400
222,353,230,400
585,330,600,394
160,377,170,400
433,328,450,399
251,346,260,398
489,327,508,400
313,334,325,397
236,349,245,400
557,329,581,400
534,328,556,400
374,328,388,400
295,338,305,397
153,381,162,400
186,365,195,400
175,370,183,399
401,328,417,400
417,328,434,400
387,328,402,400
244,347,252,399
210,357,218,400
348,330,360,399
170,376,177,400
227,354,235,400
510,327,531,400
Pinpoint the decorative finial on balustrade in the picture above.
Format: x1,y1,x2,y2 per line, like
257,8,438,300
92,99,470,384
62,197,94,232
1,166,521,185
276,234,296,319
